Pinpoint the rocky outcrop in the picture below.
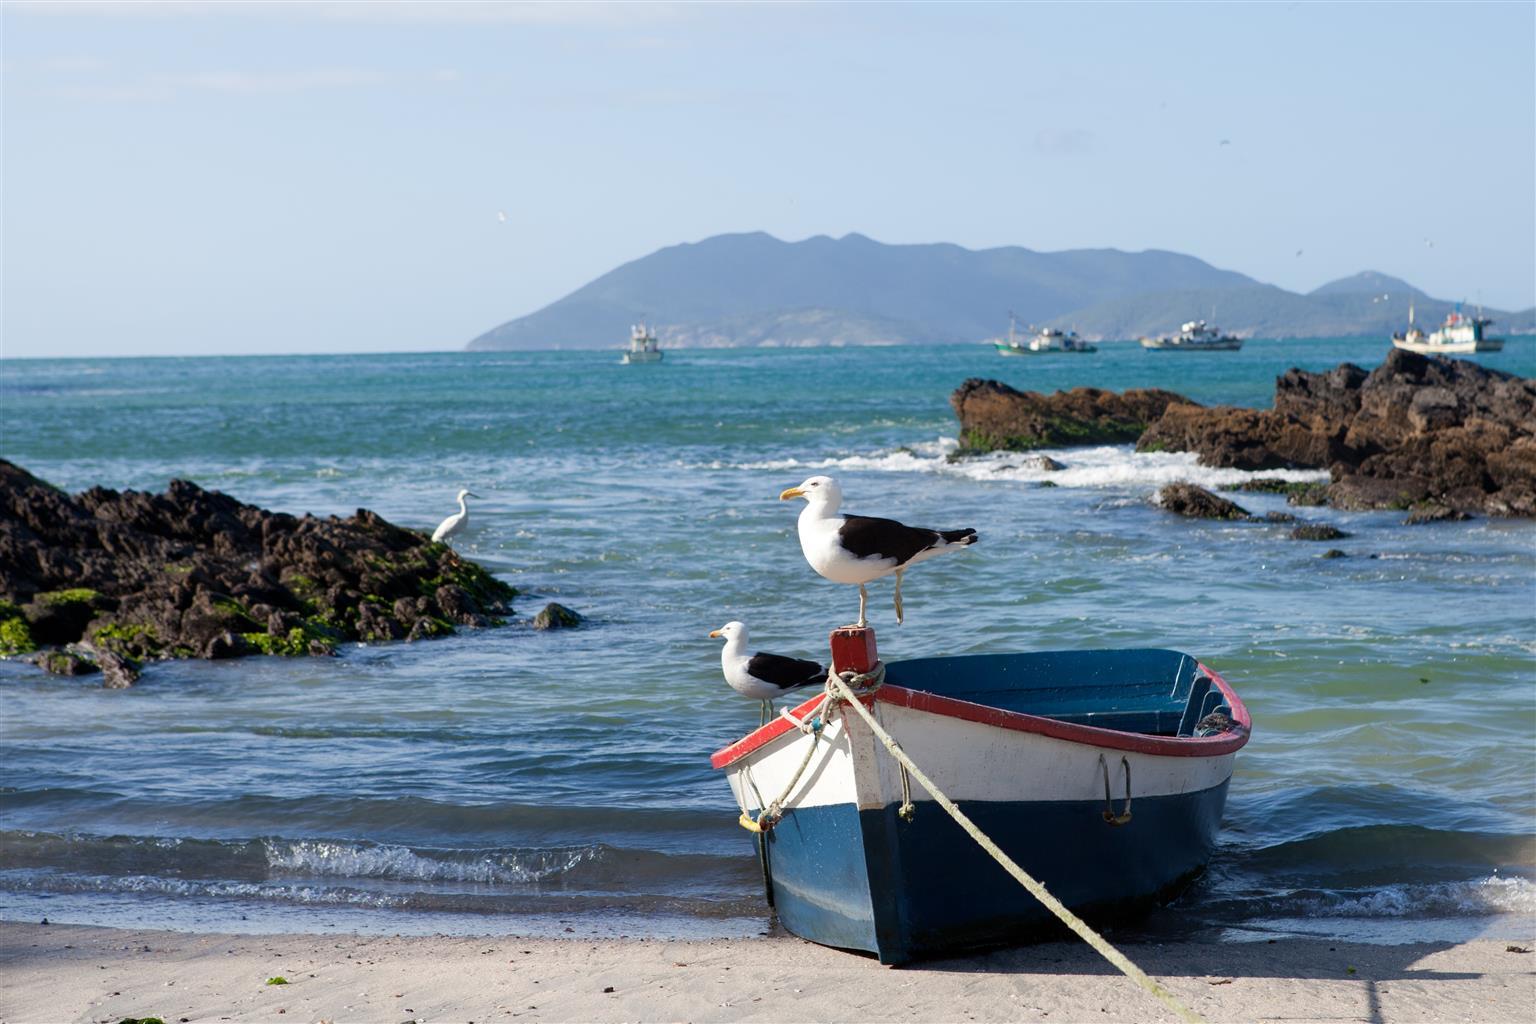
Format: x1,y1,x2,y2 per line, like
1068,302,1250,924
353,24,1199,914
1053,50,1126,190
1403,504,1471,525
1156,483,1251,520
1137,349,1536,516
531,602,584,630
1291,524,1351,541
951,379,1195,452
0,460,516,677
1227,479,1331,505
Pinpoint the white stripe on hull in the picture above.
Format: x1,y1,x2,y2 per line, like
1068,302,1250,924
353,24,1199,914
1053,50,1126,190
726,701,1233,814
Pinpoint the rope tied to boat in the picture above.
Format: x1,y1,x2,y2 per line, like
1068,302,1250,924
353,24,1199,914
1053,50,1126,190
737,662,886,834
821,670,1207,1024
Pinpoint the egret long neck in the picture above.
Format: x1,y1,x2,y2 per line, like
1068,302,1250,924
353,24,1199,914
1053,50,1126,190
457,494,470,516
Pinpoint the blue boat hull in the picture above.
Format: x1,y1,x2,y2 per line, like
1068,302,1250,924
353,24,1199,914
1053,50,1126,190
713,648,1251,965
766,782,1229,964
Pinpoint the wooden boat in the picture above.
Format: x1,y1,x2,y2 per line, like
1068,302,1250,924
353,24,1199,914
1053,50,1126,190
711,633,1250,964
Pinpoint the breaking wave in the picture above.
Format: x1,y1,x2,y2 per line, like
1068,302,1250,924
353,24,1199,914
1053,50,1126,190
714,437,1329,492
261,838,600,884
1285,875,1536,918
0,830,756,903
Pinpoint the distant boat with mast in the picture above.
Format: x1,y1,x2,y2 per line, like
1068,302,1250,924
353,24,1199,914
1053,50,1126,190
1392,303,1504,354
993,313,1096,355
1140,320,1243,351
621,321,664,364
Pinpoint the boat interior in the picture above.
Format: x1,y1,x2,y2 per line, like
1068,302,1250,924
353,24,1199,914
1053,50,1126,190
883,648,1232,738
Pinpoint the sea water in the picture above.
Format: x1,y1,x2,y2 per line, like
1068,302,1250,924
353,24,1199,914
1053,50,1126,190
1,338,1532,944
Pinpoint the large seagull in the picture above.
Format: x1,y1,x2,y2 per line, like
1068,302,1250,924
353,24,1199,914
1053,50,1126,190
780,475,977,626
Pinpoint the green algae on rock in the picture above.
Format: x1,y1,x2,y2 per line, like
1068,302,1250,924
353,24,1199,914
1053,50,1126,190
0,459,518,675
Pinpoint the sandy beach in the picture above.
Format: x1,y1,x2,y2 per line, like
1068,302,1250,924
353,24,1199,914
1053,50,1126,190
2,922,1532,1024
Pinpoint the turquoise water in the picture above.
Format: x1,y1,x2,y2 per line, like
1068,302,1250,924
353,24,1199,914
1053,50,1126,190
1,338,1533,943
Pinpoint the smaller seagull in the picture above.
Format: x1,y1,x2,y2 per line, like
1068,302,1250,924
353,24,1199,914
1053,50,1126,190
1219,138,1231,146
710,621,825,724
496,210,508,223
432,488,482,544
1295,249,1304,257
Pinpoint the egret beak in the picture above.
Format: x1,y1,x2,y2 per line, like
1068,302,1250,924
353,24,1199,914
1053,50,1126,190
708,628,724,638
467,492,483,499
779,487,805,501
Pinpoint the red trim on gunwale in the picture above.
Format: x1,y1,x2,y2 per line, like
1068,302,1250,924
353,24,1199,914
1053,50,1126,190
709,663,1251,770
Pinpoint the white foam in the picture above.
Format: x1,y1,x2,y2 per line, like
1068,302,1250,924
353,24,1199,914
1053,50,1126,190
719,438,1329,492
1292,875,1536,918
262,839,598,884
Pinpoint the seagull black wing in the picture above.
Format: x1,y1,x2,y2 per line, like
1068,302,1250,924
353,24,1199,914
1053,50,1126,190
746,652,825,692
838,514,975,566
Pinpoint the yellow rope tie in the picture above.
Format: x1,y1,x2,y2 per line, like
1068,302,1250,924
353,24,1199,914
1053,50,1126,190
825,670,1207,1024
737,665,885,834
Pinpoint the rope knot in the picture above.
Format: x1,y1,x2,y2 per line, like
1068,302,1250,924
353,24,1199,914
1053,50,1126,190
831,660,885,696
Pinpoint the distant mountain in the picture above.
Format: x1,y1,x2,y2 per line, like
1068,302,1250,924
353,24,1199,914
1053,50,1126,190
1308,270,1427,299
467,233,1533,349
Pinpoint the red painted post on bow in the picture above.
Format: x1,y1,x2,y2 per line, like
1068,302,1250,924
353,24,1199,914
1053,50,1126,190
830,625,878,676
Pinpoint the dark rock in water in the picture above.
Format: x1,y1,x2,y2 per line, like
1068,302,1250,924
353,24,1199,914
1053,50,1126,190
1228,477,1297,493
1023,454,1067,472
33,650,98,676
1136,349,1536,517
96,649,140,689
1403,503,1472,525
1229,478,1329,507
1139,404,1341,470
204,631,245,660
1262,511,1297,523
532,602,584,630
1291,523,1351,541
1320,549,1348,559
0,459,516,676
1286,483,1331,507
1156,483,1250,520
951,379,1195,452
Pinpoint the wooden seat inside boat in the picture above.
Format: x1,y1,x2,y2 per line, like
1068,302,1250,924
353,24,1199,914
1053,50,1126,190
883,648,1226,738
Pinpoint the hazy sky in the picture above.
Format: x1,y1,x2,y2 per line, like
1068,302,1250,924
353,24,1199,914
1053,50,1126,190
3,1,1533,358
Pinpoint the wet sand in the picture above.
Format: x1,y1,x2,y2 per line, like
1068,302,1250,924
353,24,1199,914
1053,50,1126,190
2,922,1533,1023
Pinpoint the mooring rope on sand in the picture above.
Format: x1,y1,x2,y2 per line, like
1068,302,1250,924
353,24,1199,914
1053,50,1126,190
824,668,1206,1024
739,663,1206,1024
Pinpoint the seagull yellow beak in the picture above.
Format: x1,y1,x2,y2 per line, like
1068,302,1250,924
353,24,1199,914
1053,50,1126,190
779,487,805,500
708,628,724,638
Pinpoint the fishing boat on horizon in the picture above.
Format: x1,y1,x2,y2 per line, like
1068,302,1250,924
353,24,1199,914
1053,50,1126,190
993,313,1097,355
1392,304,1505,354
621,321,664,364
1140,320,1243,351
712,629,1250,964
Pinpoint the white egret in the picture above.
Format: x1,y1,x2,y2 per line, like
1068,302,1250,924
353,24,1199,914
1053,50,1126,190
432,489,482,544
